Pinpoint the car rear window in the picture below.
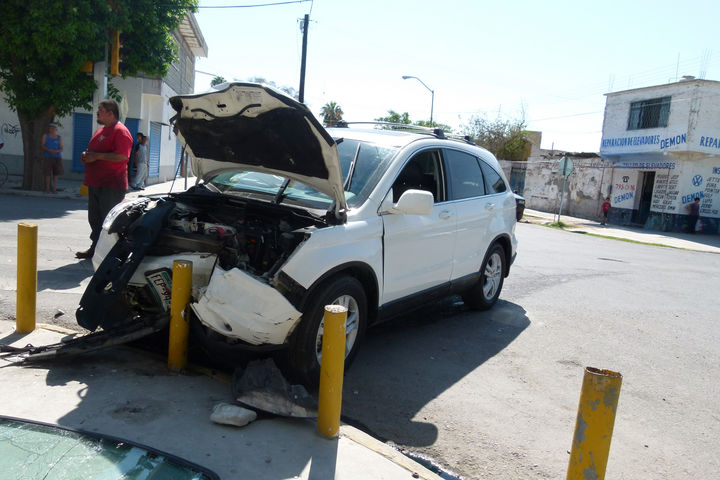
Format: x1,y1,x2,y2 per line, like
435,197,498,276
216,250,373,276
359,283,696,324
479,161,507,194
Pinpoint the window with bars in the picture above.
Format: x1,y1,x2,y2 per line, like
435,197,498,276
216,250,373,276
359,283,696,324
627,96,671,130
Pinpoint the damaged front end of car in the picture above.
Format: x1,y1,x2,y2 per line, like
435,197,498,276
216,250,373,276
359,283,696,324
75,83,347,356
77,189,327,349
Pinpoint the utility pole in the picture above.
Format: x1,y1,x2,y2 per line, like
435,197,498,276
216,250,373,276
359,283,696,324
298,14,309,103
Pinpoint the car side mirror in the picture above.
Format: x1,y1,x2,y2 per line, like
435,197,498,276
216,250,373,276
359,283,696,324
384,189,434,215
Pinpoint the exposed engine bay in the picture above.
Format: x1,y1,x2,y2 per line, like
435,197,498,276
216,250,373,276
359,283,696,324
147,191,322,279
77,187,327,345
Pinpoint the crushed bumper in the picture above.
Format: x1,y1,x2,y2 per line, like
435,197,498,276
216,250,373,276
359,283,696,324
192,266,302,346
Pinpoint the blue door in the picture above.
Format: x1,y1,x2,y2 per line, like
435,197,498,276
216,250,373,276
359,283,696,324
72,115,140,174
124,118,140,177
148,121,161,178
72,113,93,172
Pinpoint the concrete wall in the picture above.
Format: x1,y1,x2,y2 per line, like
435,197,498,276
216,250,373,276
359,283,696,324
501,155,613,220
0,102,25,176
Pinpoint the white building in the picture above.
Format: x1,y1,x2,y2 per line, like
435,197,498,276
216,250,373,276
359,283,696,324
0,14,207,185
599,77,720,233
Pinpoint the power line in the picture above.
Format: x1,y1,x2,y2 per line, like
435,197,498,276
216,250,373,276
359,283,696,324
197,0,310,8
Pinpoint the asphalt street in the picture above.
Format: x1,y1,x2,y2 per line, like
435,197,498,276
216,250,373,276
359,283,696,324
340,221,720,479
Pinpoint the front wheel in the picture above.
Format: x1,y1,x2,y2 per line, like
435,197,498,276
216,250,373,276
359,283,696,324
289,275,367,388
462,244,505,311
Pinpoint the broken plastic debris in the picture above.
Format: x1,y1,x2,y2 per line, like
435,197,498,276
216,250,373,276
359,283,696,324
210,402,258,427
232,358,318,418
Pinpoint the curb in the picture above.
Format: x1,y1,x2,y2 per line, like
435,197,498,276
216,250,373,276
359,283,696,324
340,425,444,480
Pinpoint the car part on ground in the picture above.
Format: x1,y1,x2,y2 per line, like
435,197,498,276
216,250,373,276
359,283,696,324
0,314,169,364
232,358,318,418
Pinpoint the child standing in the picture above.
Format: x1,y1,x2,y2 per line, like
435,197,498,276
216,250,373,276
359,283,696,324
601,197,611,225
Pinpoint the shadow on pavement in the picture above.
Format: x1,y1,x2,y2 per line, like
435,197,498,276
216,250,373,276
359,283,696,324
342,297,529,447
0,193,86,223
40,349,343,480
38,261,94,291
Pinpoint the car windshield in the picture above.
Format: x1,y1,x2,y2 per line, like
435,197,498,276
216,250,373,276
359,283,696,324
206,139,397,209
0,417,218,480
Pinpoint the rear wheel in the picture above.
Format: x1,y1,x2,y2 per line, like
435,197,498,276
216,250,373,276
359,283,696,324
289,275,367,388
462,244,505,310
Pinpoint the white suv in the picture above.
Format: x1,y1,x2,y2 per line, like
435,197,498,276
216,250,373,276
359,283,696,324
77,83,518,385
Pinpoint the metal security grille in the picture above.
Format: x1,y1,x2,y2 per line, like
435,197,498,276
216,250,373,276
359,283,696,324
175,137,182,177
148,121,162,177
627,96,671,130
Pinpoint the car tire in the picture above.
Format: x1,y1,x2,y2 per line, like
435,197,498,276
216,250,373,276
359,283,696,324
289,275,367,388
462,243,505,311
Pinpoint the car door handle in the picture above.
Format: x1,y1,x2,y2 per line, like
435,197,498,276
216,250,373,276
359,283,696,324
484,203,495,210
439,210,453,219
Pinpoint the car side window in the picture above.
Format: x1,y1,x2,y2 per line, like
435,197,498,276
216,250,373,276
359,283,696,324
444,149,486,200
479,161,507,194
392,149,443,203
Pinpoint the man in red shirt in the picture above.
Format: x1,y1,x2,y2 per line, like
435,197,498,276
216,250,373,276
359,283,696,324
75,100,133,259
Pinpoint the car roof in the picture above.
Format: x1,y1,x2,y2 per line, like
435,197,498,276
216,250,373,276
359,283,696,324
326,127,428,148
326,126,496,160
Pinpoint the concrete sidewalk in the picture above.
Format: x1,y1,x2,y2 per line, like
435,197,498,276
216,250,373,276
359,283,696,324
0,320,442,480
0,173,193,200
522,208,720,254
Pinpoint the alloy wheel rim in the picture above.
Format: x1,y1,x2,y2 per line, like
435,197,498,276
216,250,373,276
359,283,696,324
315,294,359,363
482,252,503,299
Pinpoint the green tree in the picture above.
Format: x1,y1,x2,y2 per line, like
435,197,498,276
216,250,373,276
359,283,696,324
415,119,453,133
210,76,227,87
461,115,530,161
375,111,453,133
0,0,197,190
320,101,344,127
375,110,411,125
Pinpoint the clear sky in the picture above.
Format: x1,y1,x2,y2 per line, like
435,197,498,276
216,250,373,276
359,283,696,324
193,0,720,153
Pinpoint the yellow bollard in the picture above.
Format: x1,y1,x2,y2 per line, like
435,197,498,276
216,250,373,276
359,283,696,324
317,305,348,438
566,367,623,480
168,260,193,371
16,223,38,333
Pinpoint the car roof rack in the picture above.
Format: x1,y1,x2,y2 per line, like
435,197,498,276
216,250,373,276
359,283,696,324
334,121,476,145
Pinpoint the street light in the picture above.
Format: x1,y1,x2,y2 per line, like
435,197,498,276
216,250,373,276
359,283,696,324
402,75,434,125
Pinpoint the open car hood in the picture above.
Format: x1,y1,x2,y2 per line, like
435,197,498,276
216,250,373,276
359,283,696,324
170,83,347,214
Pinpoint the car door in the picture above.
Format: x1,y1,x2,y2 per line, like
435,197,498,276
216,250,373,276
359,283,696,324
381,149,456,304
443,148,496,280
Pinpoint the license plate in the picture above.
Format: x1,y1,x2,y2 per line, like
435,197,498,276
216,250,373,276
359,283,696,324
145,268,172,312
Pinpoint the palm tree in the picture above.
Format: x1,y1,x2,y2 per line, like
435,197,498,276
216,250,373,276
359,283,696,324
320,102,344,127
210,76,226,87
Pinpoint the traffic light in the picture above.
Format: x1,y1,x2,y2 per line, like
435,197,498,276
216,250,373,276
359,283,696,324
110,30,120,76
